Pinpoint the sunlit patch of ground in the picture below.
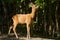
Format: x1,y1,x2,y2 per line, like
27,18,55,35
0,34,55,40
0,36,55,40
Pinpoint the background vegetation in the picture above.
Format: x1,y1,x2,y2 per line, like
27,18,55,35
0,0,60,39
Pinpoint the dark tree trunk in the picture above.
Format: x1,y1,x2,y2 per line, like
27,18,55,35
2,1,7,18
55,1,59,33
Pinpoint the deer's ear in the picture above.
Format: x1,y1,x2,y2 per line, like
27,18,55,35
29,2,34,7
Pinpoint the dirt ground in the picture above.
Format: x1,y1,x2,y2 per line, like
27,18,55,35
0,35,55,40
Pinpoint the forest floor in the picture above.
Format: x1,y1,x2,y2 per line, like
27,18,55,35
0,35,55,40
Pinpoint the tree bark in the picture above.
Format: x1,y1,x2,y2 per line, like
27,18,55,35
43,10,47,32
2,1,7,18
55,1,59,32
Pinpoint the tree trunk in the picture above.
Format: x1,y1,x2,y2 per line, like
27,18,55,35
43,10,47,32
2,1,7,18
55,1,59,33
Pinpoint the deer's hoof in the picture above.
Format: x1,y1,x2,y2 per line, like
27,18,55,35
16,36,19,39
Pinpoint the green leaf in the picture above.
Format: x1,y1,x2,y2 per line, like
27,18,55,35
51,0,55,3
21,0,24,3
35,0,45,9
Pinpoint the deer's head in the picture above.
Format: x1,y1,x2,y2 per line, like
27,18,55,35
29,2,39,10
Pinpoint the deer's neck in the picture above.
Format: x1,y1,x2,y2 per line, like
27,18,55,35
31,8,36,18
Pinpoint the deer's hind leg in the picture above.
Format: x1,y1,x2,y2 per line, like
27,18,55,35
8,25,13,35
13,22,18,39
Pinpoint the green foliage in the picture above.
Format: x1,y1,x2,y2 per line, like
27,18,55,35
35,0,55,9
50,0,56,3
35,0,45,9
21,0,24,3
57,33,60,37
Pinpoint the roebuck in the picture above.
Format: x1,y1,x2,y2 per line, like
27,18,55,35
8,3,39,39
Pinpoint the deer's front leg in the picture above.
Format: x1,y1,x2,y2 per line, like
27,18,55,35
27,24,30,39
